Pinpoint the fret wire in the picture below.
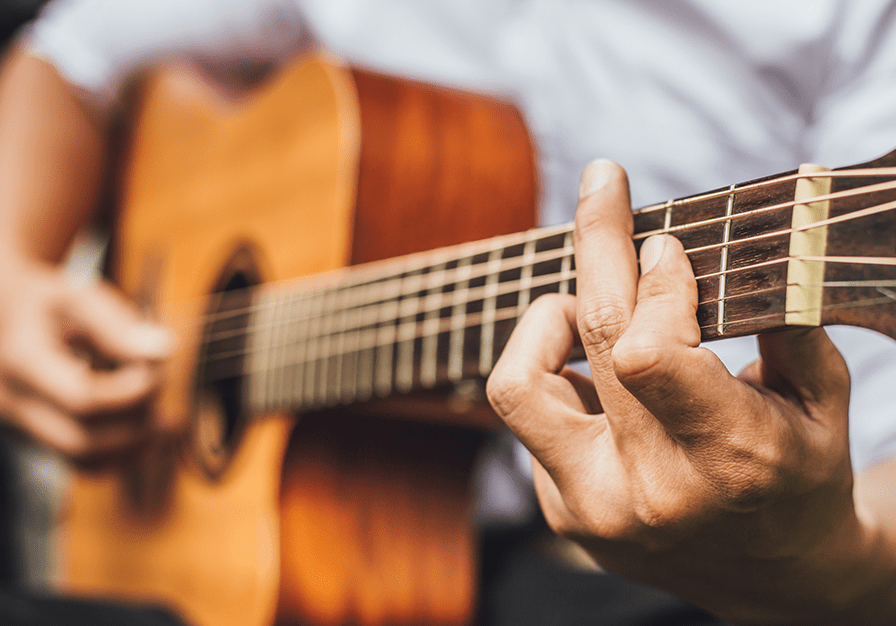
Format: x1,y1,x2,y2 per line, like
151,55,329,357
479,247,505,376
558,232,574,295
317,288,339,405
329,287,351,403
395,270,425,393
246,290,275,411
662,199,674,231
269,291,286,409
717,185,736,336
287,289,306,407
516,235,538,321
374,269,404,398
355,282,378,402
420,263,447,388
301,289,325,408
448,257,474,383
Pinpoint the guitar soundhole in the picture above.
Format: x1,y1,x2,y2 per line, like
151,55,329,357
192,245,260,480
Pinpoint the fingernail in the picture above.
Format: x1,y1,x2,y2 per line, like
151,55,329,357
132,324,177,358
579,159,615,199
639,235,666,275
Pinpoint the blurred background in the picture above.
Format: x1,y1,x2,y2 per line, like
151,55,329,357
1,0,45,44
0,0,61,590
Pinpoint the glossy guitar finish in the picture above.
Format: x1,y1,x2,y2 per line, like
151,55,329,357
61,56,536,626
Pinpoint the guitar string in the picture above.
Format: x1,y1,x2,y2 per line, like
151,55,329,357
197,286,896,391
196,189,896,338
696,293,896,334
198,276,896,370
199,253,896,354
189,174,896,330
633,166,896,215
203,260,896,349
188,165,896,397
197,249,896,348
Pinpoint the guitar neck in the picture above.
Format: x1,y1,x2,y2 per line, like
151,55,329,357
200,158,896,415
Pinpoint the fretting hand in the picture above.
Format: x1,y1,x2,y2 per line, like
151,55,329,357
487,160,894,625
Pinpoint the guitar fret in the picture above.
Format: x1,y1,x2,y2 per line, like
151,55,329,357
479,247,504,376
558,231,574,295
303,289,326,409
374,274,403,397
246,293,276,412
663,199,674,231
288,290,307,409
448,257,474,382
279,293,296,407
355,282,378,402
329,288,349,404
396,271,424,393
420,263,447,388
316,288,338,405
716,185,736,336
516,236,538,319
270,292,287,409
340,303,360,404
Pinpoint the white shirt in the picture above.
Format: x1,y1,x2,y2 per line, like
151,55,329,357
26,0,896,476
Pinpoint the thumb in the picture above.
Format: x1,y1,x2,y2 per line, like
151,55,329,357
754,327,851,416
64,281,176,363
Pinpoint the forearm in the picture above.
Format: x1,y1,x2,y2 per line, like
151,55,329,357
0,44,106,265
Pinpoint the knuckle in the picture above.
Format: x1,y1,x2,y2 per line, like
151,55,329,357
486,370,533,421
529,292,567,315
539,496,586,540
543,505,578,538
611,334,665,384
628,491,708,549
577,301,629,356
700,435,781,511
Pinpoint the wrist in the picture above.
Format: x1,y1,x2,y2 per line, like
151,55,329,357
817,513,896,626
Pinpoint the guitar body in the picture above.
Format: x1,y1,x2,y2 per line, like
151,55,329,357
61,56,536,626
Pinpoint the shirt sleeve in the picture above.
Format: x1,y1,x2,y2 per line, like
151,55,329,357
25,0,311,114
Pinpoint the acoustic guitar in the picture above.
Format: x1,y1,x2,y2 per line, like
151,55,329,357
60,54,896,626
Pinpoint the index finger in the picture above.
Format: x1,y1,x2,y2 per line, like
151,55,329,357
487,294,604,477
573,160,658,434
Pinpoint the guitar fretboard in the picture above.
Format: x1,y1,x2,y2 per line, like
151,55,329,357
197,164,896,415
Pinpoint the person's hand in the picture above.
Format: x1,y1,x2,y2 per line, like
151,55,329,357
0,256,174,466
487,160,895,625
